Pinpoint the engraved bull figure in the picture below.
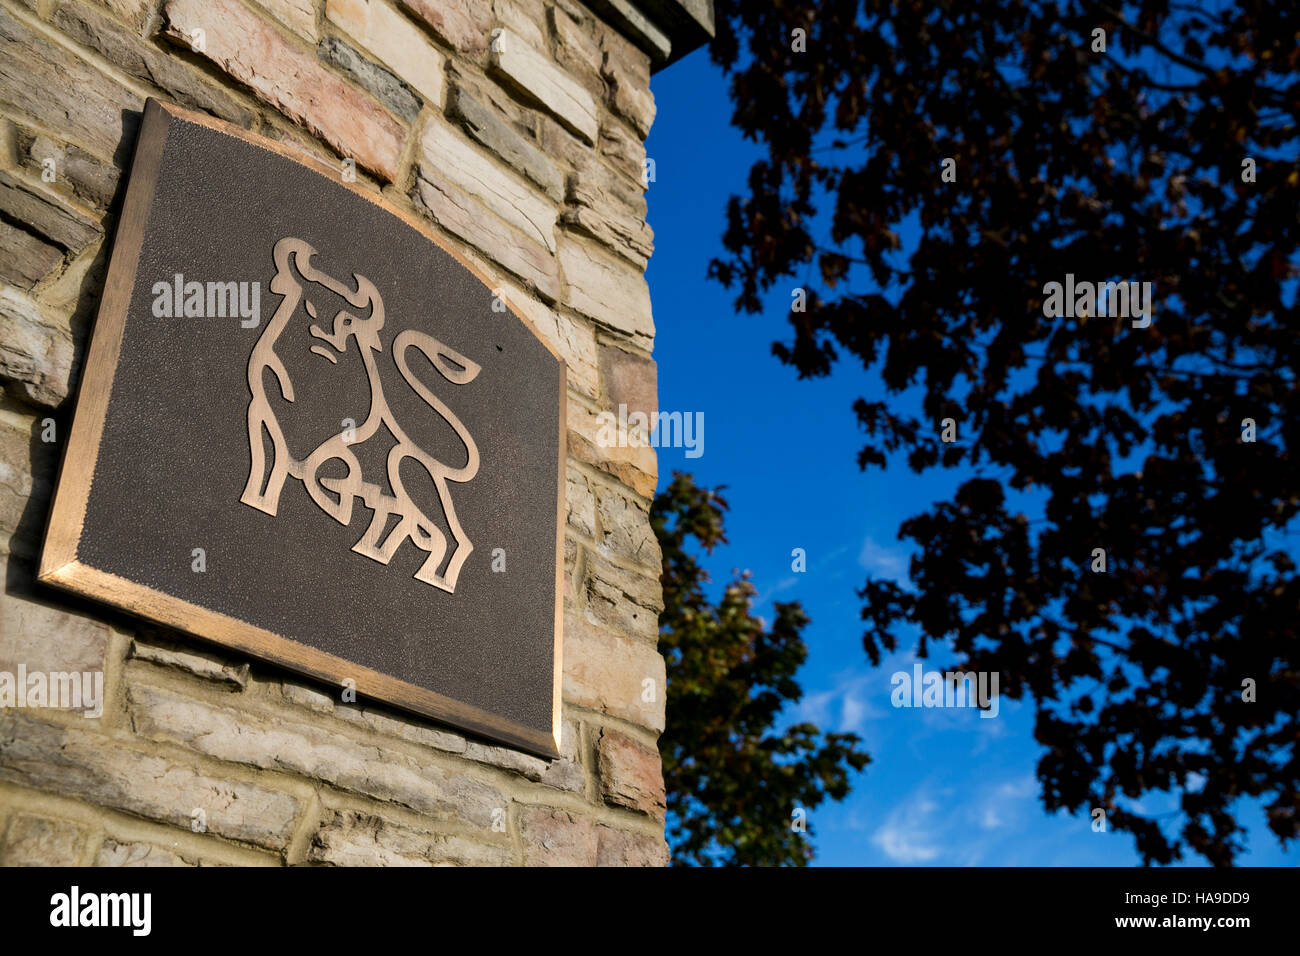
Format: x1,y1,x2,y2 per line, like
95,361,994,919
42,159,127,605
240,236,480,593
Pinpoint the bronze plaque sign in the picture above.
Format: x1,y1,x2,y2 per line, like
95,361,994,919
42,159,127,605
40,100,565,756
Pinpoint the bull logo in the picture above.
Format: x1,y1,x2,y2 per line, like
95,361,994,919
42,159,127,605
240,236,480,593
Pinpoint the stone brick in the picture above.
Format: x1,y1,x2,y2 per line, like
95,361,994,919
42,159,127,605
128,683,503,826
538,758,586,796
538,717,585,793
599,122,648,187
596,10,652,85
0,172,101,256
598,0,669,66
52,0,255,129
255,114,350,170
0,415,46,547
0,222,62,293
550,4,603,100
565,463,596,538
163,0,405,182
565,397,656,499
562,177,653,267
91,0,154,31
517,806,598,866
0,5,144,162
551,0,587,19
0,813,88,865
557,715,581,760
1,418,54,530
599,343,656,420
539,114,591,172
557,235,653,348
0,288,75,407
16,130,122,211
282,676,475,749
448,66,538,135
447,84,562,202
597,728,665,821
0,712,302,849
494,278,598,398
419,118,556,252
309,808,512,865
563,535,579,603
128,630,250,689
257,0,319,42
334,703,470,755
492,0,545,50
95,839,196,866
490,28,598,144
0,555,109,688
412,169,560,303
596,824,668,866
401,0,490,55
564,159,655,273
324,0,446,106
594,481,660,570
317,36,422,123
583,551,662,643
562,612,665,732
34,241,109,326
464,740,548,780
279,680,336,713
571,149,647,215
277,678,469,753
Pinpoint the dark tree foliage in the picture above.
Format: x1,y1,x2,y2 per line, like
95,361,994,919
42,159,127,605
653,472,870,865
708,1,1299,864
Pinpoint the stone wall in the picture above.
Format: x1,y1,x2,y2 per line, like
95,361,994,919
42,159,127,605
0,0,673,865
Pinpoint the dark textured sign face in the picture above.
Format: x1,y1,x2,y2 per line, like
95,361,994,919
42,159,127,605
40,100,565,756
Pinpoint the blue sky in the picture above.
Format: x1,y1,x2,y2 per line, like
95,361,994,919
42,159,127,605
644,48,1295,867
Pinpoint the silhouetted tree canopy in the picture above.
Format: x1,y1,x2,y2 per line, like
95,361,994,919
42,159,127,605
709,0,1299,864
654,472,869,865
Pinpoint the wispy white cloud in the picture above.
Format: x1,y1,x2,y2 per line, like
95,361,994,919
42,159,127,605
821,544,850,565
755,545,854,606
757,575,800,603
867,775,1044,865
980,803,1005,831
872,797,942,863
858,534,910,579
841,694,867,734
793,670,887,736
975,775,1037,831
1000,776,1038,798
796,688,834,728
